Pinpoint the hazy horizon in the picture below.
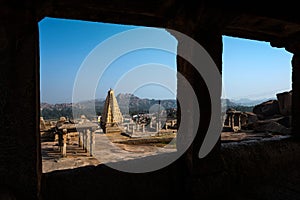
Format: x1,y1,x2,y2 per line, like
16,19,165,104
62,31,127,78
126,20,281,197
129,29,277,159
40,91,177,104
40,91,283,105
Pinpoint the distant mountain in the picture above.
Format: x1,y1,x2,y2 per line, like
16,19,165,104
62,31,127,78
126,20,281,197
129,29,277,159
41,96,272,120
41,93,176,120
221,98,256,113
221,98,238,108
116,93,176,115
230,97,275,106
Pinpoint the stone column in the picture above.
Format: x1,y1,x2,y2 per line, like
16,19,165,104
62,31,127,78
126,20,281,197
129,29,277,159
0,7,42,198
168,23,223,175
291,53,300,137
82,130,86,151
84,129,89,152
78,131,82,147
284,40,300,138
230,114,234,131
58,132,63,151
62,129,67,157
89,128,95,156
86,129,90,153
238,114,241,130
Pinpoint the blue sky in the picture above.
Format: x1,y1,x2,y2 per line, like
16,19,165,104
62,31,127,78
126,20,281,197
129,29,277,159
39,17,177,103
222,36,292,100
39,17,292,104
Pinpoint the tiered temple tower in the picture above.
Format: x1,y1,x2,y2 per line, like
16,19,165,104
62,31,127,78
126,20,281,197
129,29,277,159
100,89,124,133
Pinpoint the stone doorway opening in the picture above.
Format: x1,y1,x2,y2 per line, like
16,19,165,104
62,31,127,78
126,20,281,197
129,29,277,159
221,35,293,143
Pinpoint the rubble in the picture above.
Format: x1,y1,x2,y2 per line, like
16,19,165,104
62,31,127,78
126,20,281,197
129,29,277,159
223,90,292,135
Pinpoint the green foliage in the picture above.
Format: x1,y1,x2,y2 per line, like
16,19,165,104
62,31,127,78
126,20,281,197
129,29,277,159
41,107,73,120
41,96,177,120
227,105,254,112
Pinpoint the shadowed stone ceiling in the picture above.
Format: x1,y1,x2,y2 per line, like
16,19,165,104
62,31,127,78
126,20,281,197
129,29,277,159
35,0,300,46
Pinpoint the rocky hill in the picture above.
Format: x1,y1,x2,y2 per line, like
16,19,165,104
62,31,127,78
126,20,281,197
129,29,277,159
221,98,255,112
41,93,177,120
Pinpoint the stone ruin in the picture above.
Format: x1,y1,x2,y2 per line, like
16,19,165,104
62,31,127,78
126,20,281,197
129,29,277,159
3,2,300,199
223,90,292,135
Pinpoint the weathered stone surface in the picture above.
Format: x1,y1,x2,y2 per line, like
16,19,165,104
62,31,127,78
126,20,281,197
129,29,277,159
277,116,292,128
245,112,258,124
253,100,280,119
1,1,300,200
55,116,68,129
223,109,242,132
240,112,258,129
253,119,291,135
0,186,16,200
276,90,292,116
40,117,46,131
100,89,123,133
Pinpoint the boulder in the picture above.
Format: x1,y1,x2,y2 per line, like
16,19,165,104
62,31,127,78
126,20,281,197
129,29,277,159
253,120,291,135
253,100,280,119
276,90,292,116
277,115,292,128
247,112,258,124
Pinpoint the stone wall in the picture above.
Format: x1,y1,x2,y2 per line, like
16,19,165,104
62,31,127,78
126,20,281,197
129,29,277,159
41,137,300,200
0,2,41,199
0,1,300,199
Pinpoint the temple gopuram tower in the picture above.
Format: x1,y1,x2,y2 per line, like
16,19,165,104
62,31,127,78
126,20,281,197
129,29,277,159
100,88,124,133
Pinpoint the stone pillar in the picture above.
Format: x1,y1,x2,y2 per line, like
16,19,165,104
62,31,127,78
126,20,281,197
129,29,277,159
0,6,42,198
238,115,241,130
82,130,86,151
55,133,59,142
284,40,300,138
40,117,46,130
84,130,88,152
89,129,95,156
86,129,90,153
169,24,223,175
78,131,82,147
291,53,300,137
81,131,84,147
230,114,234,130
58,132,63,151
62,129,67,157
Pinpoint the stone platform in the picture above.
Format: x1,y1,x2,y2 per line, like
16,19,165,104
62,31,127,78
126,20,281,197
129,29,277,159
41,131,176,173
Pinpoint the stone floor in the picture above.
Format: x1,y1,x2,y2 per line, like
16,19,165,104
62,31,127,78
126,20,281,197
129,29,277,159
42,129,290,173
41,130,300,200
41,131,176,173
221,131,288,142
